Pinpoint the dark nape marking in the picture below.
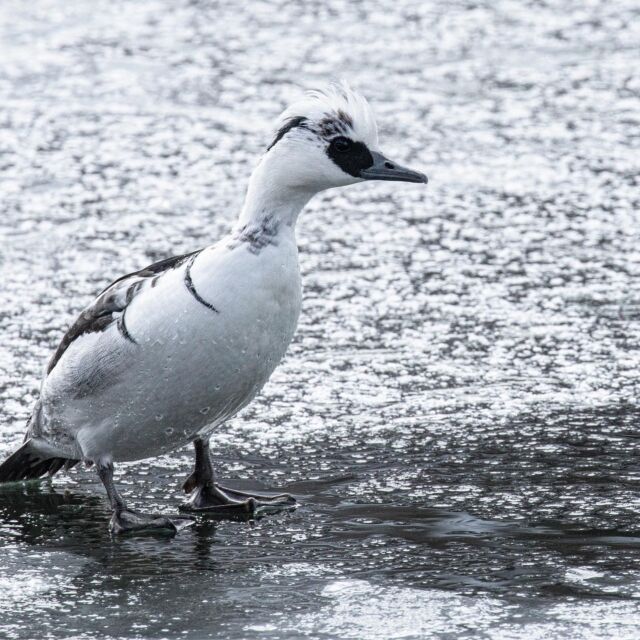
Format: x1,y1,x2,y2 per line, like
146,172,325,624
117,308,136,344
267,116,308,151
326,138,374,177
184,255,219,313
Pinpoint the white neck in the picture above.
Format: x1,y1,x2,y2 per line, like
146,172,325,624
236,157,316,229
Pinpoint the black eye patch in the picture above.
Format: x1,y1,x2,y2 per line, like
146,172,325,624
326,137,374,177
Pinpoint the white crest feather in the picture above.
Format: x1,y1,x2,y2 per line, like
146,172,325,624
276,81,379,148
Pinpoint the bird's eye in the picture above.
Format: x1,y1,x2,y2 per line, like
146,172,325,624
331,136,352,153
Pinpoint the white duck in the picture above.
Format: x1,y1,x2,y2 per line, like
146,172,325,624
0,84,427,534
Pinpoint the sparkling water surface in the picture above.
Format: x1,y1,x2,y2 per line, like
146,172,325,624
1,1,640,638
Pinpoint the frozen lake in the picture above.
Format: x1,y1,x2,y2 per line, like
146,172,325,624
1,0,639,638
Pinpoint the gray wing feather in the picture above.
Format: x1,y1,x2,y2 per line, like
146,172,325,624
46,250,199,374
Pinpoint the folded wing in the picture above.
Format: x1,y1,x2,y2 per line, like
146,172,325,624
47,250,200,375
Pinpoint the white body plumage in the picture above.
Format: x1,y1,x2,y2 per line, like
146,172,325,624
39,227,301,462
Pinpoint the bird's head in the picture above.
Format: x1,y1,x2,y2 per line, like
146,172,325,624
261,83,427,193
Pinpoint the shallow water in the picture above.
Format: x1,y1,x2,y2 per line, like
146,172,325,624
1,0,640,638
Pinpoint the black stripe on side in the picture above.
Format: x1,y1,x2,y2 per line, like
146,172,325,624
185,255,219,313
117,309,137,344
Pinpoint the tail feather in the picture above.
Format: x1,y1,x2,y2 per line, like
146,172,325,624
0,439,78,483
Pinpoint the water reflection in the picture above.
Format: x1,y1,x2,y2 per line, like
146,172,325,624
3,420,640,600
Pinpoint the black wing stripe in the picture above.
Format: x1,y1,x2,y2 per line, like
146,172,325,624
184,255,219,313
117,308,137,344
47,250,200,375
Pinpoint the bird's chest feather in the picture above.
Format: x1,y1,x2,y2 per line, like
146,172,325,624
191,238,301,364
125,236,302,406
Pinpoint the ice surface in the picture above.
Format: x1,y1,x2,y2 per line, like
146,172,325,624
1,0,639,638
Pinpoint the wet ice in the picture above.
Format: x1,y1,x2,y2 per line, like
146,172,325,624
1,0,640,639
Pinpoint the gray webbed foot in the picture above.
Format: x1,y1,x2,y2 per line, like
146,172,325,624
181,438,298,520
97,461,194,535
180,482,297,519
110,508,194,535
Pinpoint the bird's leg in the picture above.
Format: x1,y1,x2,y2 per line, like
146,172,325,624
180,437,296,516
97,460,193,535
